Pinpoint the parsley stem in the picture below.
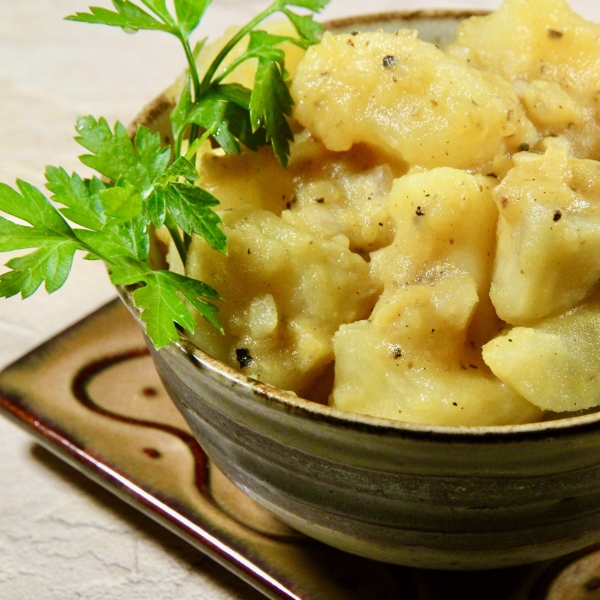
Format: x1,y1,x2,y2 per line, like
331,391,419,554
180,36,201,102
198,5,278,96
179,34,202,148
184,124,218,161
164,212,187,267
212,54,253,87
189,124,200,149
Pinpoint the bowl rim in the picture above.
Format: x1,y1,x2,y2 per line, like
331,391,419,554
323,8,490,33
119,279,600,443
127,8,600,441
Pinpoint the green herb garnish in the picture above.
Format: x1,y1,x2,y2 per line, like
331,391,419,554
0,0,329,349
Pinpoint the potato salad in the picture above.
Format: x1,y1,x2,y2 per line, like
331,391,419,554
169,0,600,426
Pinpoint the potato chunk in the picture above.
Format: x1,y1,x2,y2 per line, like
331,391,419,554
447,0,600,159
332,276,542,426
185,207,380,398
198,130,402,253
331,168,541,425
490,142,600,324
371,168,498,290
371,168,501,347
291,29,537,171
483,299,600,412
282,132,400,253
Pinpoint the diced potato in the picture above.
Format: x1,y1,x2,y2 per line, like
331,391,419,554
371,168,502,347
449,0,600,105
372,168,498,289
199,129,403,252
291,29,537,171
447,0,600,159
490,142,600,324
185,206,380,398
514,80,586,130
282,132,401,253
332,275,542,426
331,169,530,426
483,298,600,412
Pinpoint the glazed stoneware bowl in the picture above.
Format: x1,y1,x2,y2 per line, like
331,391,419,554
120,11,600,570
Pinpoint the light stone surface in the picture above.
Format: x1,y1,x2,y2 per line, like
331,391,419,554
0,0,598,598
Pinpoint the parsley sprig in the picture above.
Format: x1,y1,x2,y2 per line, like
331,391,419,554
0,0,329,349
67,0,329,166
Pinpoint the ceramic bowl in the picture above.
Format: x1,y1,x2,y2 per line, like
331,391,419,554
120,11,600,570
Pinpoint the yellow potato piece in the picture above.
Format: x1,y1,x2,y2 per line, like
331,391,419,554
372,168,498,290
490,142,600,324
198,145,296,215
186,207,380,399
483,298,600,412
198,130,403,253
291,29,537,171
332,276,542,426
331,167,540,425
447,0,600,159
371,168,502,347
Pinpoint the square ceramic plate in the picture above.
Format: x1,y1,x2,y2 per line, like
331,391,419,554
0,299,597,600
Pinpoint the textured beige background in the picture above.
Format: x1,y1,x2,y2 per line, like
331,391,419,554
0,1,598,598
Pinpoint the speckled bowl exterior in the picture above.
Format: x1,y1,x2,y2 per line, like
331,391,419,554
120,11,600,570
131,306,600,570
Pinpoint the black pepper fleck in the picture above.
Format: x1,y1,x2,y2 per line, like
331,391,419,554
553,210,562,222
548,28,563,38
235,348,253,368
382,55,398,68
390,345,403,359
416,206,425,216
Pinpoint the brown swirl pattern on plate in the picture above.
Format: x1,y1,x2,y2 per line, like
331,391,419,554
0,299,417,600
71,348,212,501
